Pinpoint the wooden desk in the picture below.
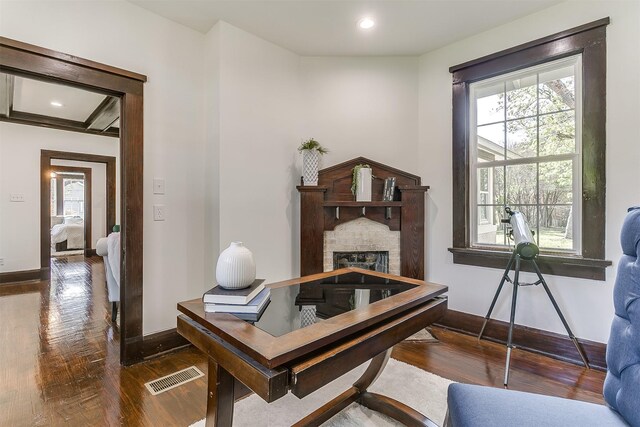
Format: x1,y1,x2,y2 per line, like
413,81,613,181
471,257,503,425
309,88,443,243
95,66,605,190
178,267,447,426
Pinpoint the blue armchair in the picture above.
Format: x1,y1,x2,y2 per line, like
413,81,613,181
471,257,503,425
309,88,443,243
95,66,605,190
446,207,640,427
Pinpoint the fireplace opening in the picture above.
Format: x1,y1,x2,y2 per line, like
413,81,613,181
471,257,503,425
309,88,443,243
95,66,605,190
333,251,389,273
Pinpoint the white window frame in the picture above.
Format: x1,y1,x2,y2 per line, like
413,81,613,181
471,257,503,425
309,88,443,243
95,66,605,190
468,55,583,254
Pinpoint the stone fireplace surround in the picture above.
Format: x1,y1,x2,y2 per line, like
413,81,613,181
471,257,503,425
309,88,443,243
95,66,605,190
298,157,429,280
324,218,400,275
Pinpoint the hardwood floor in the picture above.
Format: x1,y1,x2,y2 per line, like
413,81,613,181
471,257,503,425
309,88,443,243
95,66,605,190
0,256,605,426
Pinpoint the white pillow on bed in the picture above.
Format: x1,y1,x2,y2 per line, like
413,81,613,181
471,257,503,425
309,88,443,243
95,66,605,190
64,216,83,225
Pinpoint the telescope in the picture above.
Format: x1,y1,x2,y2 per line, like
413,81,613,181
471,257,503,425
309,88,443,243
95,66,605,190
480,206,589,387
501,207,539,259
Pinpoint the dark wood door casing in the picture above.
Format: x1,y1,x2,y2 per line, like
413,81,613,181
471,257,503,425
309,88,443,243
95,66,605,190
1,36,146,366
298,157,429,279
49,165,94,251
43,153,117,257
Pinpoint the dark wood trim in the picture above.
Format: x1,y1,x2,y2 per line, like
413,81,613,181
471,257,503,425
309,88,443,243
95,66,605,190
452,81,470,248
299,158,428,279
448,248,611,281
141,328,190,359
0,110,119,138
450,20,610,280
449,18,610,74
50,165,93,250
55,175,63,215
42,151,116,266
0,72,14,116
319,156,421,183
435,309,607,371
0,36,147,83
120,91,144,365
85,249,97,257
0,268,47,284
84,96,119,131
2,35,146,365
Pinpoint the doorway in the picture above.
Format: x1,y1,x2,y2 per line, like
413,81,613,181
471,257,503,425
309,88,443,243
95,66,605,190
41,151,117,264
1,36,145,365
49,166,92,256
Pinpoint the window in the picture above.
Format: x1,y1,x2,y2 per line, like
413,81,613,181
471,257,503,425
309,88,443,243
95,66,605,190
449,18,611,280
63,177,85,218
470,56,582,253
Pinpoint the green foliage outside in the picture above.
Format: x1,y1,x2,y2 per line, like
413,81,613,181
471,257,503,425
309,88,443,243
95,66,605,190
478,67,577,249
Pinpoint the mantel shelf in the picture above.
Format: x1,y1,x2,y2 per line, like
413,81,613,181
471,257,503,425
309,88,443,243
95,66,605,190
299,156,426,280
322,201,403,208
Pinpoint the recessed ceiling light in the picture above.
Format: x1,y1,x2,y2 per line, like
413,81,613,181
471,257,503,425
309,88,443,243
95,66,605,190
50,101,63,107
358,18,375,30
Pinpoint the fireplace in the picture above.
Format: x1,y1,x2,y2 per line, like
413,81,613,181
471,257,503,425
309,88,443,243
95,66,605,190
298,157,429,279
324,216,400,274
333,251,389,273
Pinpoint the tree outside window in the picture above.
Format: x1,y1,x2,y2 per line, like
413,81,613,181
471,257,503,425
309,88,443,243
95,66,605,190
449,18,611,280
470,56,581,253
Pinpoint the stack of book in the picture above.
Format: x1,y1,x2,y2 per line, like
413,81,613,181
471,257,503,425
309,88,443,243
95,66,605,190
202,279,270,322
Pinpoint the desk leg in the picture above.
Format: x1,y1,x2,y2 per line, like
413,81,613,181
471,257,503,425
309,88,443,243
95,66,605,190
294,348,435,427
206,359,235,427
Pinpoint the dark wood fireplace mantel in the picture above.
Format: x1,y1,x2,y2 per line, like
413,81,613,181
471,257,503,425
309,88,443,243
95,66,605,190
298,157,429,279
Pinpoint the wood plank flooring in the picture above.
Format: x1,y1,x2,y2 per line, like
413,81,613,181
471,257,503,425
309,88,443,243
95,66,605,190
0,256,605,426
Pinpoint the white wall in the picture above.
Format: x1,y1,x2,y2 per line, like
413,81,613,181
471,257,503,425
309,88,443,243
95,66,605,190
213,21,302,282
205,23,422,287
418,0,640,343
0,0,206,334
51,159,111,248
203,23,221,287
300,57,420,173
0,123,118,272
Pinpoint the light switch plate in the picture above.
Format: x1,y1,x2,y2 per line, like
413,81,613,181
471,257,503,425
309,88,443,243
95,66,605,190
153,205,165,221
153,178,165,195
10,194,25,202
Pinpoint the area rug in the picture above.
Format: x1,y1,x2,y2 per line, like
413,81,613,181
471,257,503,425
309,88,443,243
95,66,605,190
405,328,439,343
190,358,453,427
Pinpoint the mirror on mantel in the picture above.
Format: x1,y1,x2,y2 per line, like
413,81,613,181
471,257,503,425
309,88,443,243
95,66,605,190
0,71,121,291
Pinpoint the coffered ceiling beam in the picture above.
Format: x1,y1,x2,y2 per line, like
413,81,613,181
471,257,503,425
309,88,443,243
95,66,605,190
0,109,119,137
85,96,119,131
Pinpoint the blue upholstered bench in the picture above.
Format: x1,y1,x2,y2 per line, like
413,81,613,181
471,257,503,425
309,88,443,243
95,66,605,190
446,207,640,427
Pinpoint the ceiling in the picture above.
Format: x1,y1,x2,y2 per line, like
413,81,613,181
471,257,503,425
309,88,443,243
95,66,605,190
13,77,107,122
129,0,561,56
0,73,120,136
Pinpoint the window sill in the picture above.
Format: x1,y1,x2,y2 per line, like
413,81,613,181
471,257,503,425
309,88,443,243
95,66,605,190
448,247,612,281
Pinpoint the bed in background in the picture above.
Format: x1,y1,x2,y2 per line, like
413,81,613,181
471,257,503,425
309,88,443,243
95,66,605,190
51,216,85,252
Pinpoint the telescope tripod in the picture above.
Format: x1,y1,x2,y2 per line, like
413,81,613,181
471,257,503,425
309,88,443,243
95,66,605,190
478,250,590,387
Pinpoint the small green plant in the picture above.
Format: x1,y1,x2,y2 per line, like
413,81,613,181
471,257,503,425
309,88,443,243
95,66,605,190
351,164,371,195
298,138,328,154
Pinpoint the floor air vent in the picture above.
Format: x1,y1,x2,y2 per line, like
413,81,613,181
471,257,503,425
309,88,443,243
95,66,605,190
145,366,204,395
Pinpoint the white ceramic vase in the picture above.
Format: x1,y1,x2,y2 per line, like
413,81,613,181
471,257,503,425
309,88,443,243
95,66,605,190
302,149,320,185
215,242,256,289
356,167,372,202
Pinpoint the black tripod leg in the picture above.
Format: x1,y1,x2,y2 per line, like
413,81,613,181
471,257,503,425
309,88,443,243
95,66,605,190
504,255,520,388
478,251,516,341
531,261,590,369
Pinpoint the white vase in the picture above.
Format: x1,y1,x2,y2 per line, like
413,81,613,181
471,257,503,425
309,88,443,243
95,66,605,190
302,150,320,185
215,242,256,289
356,167,372,202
